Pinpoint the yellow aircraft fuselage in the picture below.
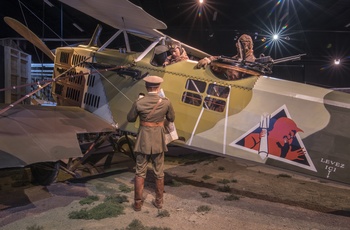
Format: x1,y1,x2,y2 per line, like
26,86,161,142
51,45,350,185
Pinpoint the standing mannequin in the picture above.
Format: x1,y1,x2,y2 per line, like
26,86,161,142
127,76,175,211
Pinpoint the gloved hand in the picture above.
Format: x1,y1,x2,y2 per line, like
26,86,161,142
196,57,211,69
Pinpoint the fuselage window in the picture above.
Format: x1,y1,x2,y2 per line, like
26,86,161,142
203,96,226,112
181,79,206,107
207,84,230,98
185,79,206,93
182,91,202,106
202,83,230,112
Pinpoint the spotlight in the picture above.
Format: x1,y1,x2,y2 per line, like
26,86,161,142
273,34,279,40
334,59,340,65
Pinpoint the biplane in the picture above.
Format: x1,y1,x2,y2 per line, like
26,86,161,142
1,0,349,186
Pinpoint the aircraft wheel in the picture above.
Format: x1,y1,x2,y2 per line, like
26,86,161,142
30,162,60,185
117,135,136,162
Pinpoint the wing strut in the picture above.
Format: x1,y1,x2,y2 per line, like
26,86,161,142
135,37,164,62
97,29,131,53
98,30,124,51
123,30,131,52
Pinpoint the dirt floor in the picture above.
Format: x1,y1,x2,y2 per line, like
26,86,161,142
0,147,349,230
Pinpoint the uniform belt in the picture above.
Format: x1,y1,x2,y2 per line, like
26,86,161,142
140,121,164,127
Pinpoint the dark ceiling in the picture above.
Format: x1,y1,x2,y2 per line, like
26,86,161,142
1,0,350,87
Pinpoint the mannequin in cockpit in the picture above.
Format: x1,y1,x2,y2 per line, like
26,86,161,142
196,34,256,80
163,42,189,67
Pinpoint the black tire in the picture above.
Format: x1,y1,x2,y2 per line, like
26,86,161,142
30,162,60,185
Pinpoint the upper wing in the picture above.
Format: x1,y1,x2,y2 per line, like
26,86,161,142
0,105,115,168
59,0,166,38
58,0,211,58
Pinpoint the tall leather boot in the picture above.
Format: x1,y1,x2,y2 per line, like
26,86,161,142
133,176,144,211
152,177,164,209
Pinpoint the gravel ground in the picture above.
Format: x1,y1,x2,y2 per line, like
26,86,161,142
0,150,349,230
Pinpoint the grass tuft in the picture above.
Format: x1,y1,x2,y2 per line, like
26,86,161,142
69,202,125,220
199,191,211,198
116,219,172,230
277,173,292,178
167,179,183,187
104,194,129,204
124,219,144,230
197,205,211,213
157,209,170,218
79,195,99,205
217,179,230,184
95,183,117,194
119,183,133,193
202,175,212,180
68,194,128,220
224,194,240,201
26,224,44,230
217,185,232,193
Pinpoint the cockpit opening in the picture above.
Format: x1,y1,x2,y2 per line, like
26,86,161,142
209,56,263,81
151,44,168,67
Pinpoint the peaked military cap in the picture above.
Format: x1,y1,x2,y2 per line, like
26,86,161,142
143,75,163,87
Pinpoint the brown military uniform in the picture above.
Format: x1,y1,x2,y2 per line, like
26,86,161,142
127,93,175,156
127,75,175,211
